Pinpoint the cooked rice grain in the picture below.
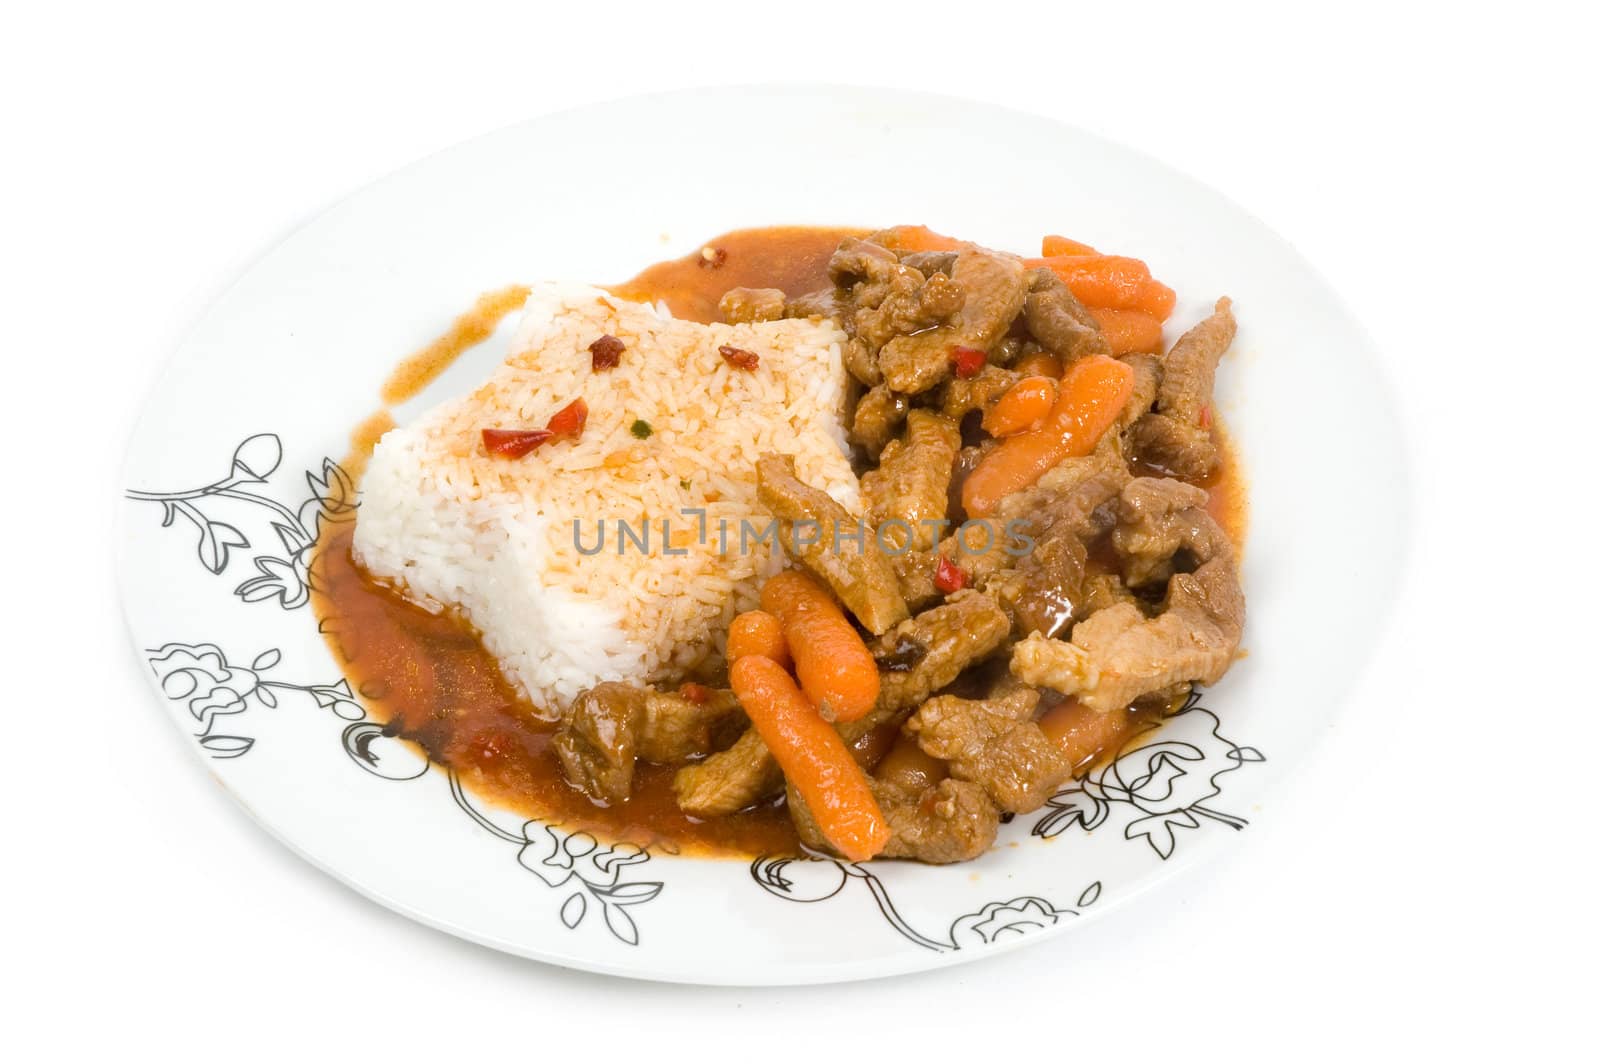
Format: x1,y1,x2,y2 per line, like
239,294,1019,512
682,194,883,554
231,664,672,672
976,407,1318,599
353,282,856,716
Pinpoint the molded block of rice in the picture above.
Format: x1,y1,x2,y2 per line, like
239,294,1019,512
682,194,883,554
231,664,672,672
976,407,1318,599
352,282,856,716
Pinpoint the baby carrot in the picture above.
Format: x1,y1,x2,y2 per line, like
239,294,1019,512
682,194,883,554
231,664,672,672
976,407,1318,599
1088,307,1165,355
730,655,889,862
1012,350,1064,379
1041,234,1099,257
1038,697,1135,772
1140,279,1177,320
962,355,1136,517
1023,255,1156,312
727,610,790,669
760,570,880,722
982,375,1059,437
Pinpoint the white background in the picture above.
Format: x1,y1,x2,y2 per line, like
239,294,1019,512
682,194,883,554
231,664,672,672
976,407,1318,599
2,1,1594,1059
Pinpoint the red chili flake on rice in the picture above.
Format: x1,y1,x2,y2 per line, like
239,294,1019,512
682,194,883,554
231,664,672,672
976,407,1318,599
719,345,760,370
589,334,625,371
547,397,588,438
949,346,986,379
933,555,968,594
482,428,554,457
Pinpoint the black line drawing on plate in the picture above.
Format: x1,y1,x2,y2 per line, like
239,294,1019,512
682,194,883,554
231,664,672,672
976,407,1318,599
146,641,365,759
1032,689,1265,859
145,640,661,944
126,433,356,609
750,850,1101,952
448,773,664,946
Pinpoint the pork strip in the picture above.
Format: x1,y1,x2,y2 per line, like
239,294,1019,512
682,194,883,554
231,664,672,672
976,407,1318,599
756,453,908,635
1130,297,1235,479
861,410,961,552
907,685,1074,813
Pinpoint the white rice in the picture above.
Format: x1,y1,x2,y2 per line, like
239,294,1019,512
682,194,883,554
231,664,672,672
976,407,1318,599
352,282,857,717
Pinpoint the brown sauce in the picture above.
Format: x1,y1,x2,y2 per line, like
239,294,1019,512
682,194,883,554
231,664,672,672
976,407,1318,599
611,225,867,322
311,527,797,856
380,284,532,405
312,225,1249,860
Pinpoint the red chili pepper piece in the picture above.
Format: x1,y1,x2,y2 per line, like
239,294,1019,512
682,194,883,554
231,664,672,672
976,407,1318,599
719,345,760,370
679,682,712,705
547,397,588,438
950,346,986,379
482,428,554,457
589,334,625,371
933,555,968,594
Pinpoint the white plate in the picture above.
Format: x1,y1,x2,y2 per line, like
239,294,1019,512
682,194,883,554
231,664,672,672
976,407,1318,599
117,86,1407,985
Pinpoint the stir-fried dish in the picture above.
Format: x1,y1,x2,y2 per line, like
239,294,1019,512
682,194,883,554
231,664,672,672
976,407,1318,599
316,224,1245,864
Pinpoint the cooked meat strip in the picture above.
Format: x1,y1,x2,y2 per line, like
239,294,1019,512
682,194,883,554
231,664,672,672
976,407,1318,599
855,267,965,351
1112,476,1234,587
826,237,965,391
755,454,909,635
1022,267,1113,363
1064,558,1244,711
939,364,1019,420
784,288,838,320
873,589,1012,712
907,686,1073,813
554,683,641,805
718,286,787,324
1080,570,1142,617
638,688,744,761
1114,353,1162,435
943,451,1128,590
1009,632,1097,699
877,249,1029,395
788,777,999,864
890,548,941,612
849,385,910,459
841,337,882,387
828,236,901,289
1130,297,1236,479
672,727,786,816
897,250,959,276
861,410,961,551
555,682,742,805
993,451,1131,544
995,527,1088,639
1007,472,1243,711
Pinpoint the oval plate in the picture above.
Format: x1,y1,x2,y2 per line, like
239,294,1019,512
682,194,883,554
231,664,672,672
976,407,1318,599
117,86,1406,985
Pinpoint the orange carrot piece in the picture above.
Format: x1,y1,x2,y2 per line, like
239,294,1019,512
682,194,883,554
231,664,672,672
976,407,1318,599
982,375,1058,437
962,355,1136,517
727,610,790,669
876,224,967,253
1012,350,1064,379
730,655,889,861
875,732,948,792
760,570,880,722
1023,254,1155,311
1041,234,1099,257
1140,280,1177,320
1088,307,1164,355
1038,697,1135,772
